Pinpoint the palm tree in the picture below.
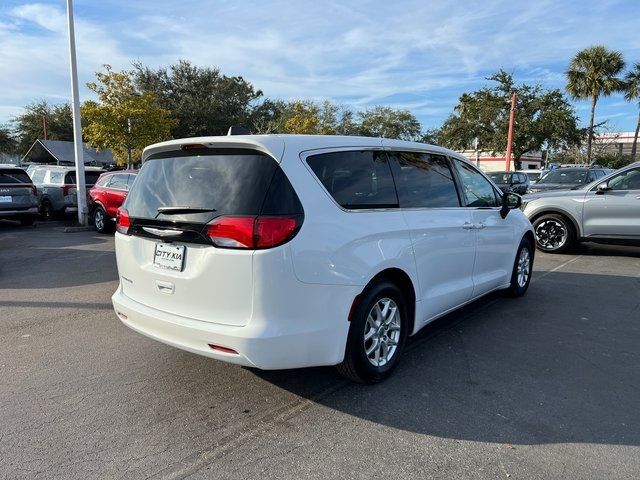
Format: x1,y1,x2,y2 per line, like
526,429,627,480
625,63,640,161
566,45,625,164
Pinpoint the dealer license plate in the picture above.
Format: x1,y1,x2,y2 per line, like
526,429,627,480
153,243,185,271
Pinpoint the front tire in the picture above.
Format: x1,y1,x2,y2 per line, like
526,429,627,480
337,281,408,383
507,238,534,297
532,213,576,253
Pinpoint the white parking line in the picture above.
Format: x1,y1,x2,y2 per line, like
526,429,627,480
532,255,583,284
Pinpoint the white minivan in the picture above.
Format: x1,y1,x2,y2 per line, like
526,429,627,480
112,134,534,383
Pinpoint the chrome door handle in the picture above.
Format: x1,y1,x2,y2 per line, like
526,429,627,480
636,196,640,199
476,222,486,229
462,222,476,230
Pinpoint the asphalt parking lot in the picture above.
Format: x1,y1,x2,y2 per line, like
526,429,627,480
1,220,639,479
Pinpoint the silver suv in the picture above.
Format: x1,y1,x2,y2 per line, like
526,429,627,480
0,165,39,225
523,162,640,252
29,165,104,219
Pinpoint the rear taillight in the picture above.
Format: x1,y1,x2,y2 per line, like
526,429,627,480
31,185,37,196
206,215,301,249
61,184,73,196
116,207,131,234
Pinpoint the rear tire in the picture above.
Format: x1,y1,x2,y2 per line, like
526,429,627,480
507,238,533,297
41,200,54,221
337,281,408,383
93,206,110,233
532,213,576,253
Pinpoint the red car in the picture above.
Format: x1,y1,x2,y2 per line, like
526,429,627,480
88,170,137,233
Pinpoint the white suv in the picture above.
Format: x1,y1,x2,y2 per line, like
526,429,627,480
112,135,534,383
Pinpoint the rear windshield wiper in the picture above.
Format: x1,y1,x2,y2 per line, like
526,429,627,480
156,206,217,216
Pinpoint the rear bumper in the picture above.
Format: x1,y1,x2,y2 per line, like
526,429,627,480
0,207,38,219
112,285,354,370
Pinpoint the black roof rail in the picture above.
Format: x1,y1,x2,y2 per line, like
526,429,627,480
227,125,252,136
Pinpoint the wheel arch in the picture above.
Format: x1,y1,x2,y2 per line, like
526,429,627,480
360,268,416,336
529,208,581,238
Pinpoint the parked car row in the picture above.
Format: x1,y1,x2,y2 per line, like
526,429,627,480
0,164,137,233
489,166,613,196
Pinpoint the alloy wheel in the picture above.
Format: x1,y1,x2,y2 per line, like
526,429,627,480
517,247,531,287
535,219,567,250
363,298,401,367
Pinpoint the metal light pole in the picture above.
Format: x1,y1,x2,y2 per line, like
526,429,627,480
505,92,517,172
66,0,88,225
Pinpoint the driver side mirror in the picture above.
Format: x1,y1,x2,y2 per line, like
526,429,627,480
500,192,522,219
596,182,611,194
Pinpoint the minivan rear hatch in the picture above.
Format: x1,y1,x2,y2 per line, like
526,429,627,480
115,146,302,326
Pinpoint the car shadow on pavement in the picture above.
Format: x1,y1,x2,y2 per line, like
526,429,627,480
576,242,640,258
252,270,640,446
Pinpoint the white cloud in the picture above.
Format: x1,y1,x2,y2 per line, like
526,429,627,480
1,0,639,131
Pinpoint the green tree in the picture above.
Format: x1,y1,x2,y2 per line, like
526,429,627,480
439,70,582,167
12,101,74,155
566,45,626,163
275,100,356,135
624,62,640,161
0,124,17,155
356,106,422,140
134,60,262,137
82,65,175,166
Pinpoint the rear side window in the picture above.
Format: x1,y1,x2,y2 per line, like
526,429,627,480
95,175,111,187
31,169,46,183
125,149,285,223
108,174,129,190
0,169,31,184
307,150,398,209
388,151,460,208
65,171,102,186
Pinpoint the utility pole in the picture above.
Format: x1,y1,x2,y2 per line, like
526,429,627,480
66,0,87,225
127,118,132,169
474,137,480,167
505,92,517,172
42,116,48,140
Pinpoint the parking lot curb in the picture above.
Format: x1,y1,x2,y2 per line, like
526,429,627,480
63,226,95,233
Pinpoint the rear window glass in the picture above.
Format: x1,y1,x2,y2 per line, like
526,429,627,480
390,152,460,208
307,150,398,209
0,169,31,184
125,149,280,223
65,171,102,186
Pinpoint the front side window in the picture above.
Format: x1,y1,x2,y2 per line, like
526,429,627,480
389,151,459,208
307,150,398,209
607,168,640,191
452,159,500,207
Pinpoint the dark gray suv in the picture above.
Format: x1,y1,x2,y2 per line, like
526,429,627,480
0,165,39,225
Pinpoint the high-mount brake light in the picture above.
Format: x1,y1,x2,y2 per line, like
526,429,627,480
206,215,301,249
116,207,131,234
181,143,209,150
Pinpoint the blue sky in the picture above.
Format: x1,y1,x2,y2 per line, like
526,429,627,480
1,0,639,133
